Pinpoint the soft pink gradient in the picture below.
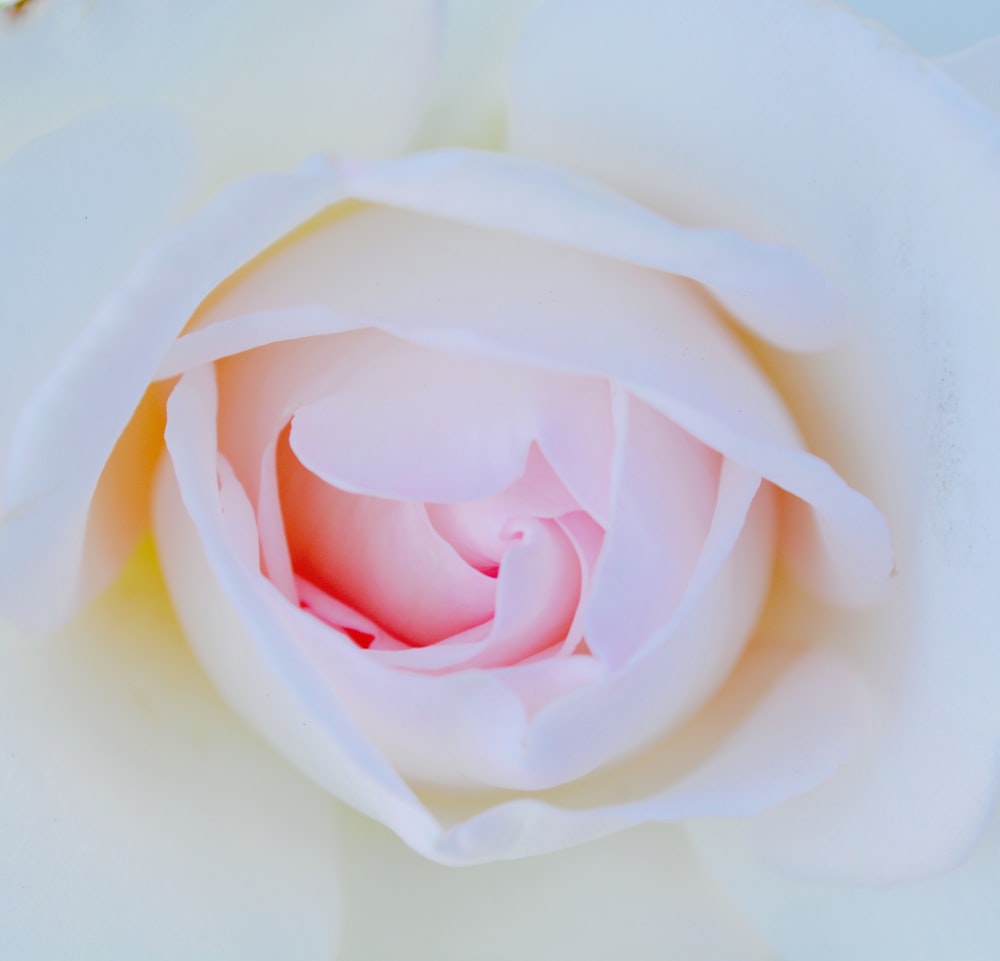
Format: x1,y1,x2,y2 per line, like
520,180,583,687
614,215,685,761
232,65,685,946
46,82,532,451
133,149,895,859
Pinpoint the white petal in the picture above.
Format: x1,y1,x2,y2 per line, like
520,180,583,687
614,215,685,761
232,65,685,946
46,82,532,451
335,812,772,961
413,0,542,151
348,149,849,352
0,0,444,181
0,105,196,629
688,802,1000,961
0,542,342,960
939,36,1000,116
160,190,890,609
507,0,1000,882
0,154,345,632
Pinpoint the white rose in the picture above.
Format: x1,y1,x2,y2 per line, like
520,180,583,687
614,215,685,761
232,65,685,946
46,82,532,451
3,1,1000,959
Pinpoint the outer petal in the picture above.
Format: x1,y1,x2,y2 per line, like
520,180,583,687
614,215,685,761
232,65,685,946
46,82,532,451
940,37,1000,116
157,362,869,861
0,0,444,183
0,105,196,628
0,149,347,632
0,543,342,960
414,0,541,150
159,184,891,610
688,805,1000,961
508,0,1000,881
334,812,772,961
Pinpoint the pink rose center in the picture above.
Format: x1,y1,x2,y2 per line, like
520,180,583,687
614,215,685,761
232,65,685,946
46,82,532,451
211,325,721,682
281,433,593,666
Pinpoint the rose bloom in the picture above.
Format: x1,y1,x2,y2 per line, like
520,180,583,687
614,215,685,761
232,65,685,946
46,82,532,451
3,0,1000,958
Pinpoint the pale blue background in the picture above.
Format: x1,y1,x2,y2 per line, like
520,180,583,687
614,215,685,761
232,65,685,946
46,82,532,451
846,0,1000,55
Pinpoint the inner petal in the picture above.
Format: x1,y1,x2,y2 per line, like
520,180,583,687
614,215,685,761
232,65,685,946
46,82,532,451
585,393,722,668
277,430,496,646
287,333,613,510
426,442,582,573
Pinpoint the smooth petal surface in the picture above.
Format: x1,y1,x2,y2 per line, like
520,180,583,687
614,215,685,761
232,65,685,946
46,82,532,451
346,149,849,351
158,365,866,863
509,0,1000,881
0,151,346,632
159,184,891,612
413,0,542,151
0,105,196,628
0,542,342,960
0,0,443,184
940,37,1000,116
287,333,612,507
280,447,496,645
334,811,772,961
688,803,1000,961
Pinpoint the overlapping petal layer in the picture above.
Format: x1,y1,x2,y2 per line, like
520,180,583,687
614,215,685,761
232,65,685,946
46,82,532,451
143,145,890,860
503,0,1000,881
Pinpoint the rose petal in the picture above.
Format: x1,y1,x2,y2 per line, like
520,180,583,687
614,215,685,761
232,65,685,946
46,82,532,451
939,37,1000,116
688,803,1000,961
346,148,849,352
506,0,1000,879
288,332,611,509
0,105,195,630
334,813,771,961
426,442,583,569
413,0,540,152
520,461,773,781
159,195,890,608
159,396,866,861
584,391,721,669
0,543,342,959
0,151,346,632
279,434,496,646
430,645,869,864
159,364,865,863
157,365,443,839
0,0,444,181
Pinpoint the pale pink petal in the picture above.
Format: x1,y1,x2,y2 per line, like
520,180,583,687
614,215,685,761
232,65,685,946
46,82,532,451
470,516,581,668
158,366,869,863
157,197,889,610
279,434,496,646
554,509,605,657
507,0,1000,879
426,443,584,573
584,392,721,668
361,514,581,674
184,359,770,792
491,653,605,719
213,331,379,506
296,576,408,652
427,647,869,864
518,465,773,784
156,366,442,842
255,435,296,602
288,332,611,509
